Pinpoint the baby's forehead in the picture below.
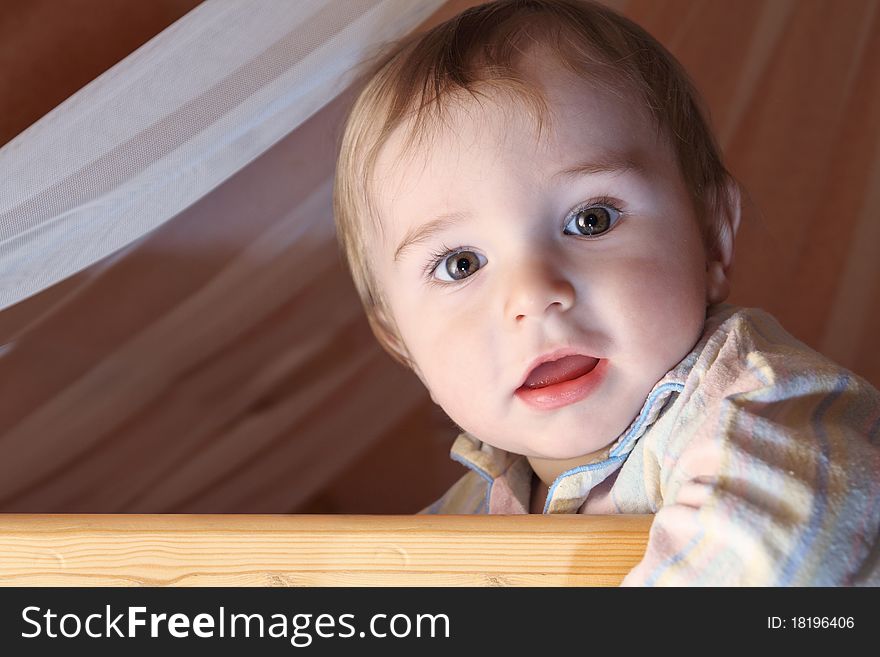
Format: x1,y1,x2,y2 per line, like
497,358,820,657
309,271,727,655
375,95,546,187
373,72,663,197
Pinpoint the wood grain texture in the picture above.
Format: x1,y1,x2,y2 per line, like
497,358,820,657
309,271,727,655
0,514,652,587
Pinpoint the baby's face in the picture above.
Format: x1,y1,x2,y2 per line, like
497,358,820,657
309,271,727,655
371,59,711,461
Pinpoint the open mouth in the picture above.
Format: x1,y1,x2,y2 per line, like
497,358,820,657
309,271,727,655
519,354,600,390
515,355,607,411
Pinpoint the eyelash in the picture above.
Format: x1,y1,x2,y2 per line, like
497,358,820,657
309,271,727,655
421,195,626,286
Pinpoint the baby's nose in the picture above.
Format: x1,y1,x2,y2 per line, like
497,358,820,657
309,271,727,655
503,256,575,322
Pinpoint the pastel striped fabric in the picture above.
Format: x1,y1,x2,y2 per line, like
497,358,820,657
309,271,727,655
420,303,880,586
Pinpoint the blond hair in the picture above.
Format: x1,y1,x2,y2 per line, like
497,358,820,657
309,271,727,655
333,0,737,370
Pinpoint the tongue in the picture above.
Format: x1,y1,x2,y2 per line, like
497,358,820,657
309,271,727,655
523,355,599,389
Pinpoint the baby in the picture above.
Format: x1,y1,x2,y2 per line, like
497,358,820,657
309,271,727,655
332,0,880,585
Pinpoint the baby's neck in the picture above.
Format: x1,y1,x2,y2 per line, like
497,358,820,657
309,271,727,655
529,473,550,514
527,446,612,491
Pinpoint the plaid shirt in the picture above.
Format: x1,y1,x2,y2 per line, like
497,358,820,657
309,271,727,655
419,303,880,585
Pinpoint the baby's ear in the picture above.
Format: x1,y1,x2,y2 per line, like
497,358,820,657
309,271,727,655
706,177,742,304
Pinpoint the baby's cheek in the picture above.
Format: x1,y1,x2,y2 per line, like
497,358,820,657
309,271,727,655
426,343,491,418
604,263,701,366
648,294,706,369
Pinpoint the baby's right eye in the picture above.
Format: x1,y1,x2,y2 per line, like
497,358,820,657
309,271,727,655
429,248,487,283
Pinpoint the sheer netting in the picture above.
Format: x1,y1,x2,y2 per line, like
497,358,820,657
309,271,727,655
0,0,444,311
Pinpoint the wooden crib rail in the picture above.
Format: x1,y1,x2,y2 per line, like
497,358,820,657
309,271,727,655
0,514,652,587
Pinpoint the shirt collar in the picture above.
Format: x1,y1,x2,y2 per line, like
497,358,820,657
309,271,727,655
447,302,739,513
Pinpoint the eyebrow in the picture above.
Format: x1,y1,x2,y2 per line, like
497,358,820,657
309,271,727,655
393,153,644,263
394,211,469,263
551,152,644,182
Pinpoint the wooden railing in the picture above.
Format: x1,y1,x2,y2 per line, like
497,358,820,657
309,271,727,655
0,514,652,586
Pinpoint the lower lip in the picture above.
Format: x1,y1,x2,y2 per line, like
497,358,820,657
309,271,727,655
514,359,608,411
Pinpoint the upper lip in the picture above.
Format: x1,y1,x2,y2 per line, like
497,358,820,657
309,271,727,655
516,346,600,390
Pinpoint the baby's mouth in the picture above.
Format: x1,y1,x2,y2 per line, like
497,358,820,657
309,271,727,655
519,355,600,390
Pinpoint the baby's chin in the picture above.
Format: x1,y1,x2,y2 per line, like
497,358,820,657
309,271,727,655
479,430,615,461
517,444,612,462
442,392,633,458
514,411,629,454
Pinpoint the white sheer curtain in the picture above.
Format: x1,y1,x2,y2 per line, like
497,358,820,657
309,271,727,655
0,0,444,311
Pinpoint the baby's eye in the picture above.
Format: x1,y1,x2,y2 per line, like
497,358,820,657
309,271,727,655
431,249,487,283
563,203,621,237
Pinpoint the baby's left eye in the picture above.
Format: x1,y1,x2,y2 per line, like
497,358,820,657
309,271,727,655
563,204,621,237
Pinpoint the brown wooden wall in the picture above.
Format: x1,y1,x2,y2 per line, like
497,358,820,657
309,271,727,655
1,0,878,515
